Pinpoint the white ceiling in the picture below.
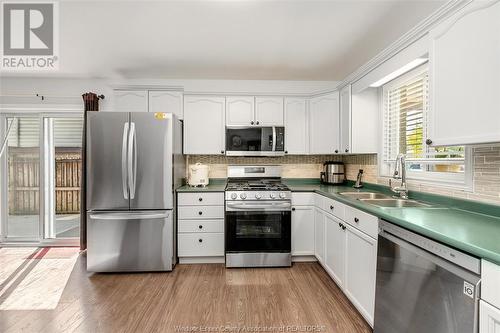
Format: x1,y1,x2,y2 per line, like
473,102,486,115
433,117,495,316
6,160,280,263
5,0,445,80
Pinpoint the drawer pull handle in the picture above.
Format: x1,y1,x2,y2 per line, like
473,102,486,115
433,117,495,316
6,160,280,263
198,225,203,229
198,239,203,243
330,205,334,210
199,197,203,202
338,222,342,228
354,217,359,223
291,207,296,211
342,224,346,230
198,211,203,215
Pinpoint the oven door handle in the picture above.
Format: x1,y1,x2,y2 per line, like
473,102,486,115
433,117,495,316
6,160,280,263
226,201,291,212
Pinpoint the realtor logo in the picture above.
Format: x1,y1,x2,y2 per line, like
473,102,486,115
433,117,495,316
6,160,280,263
1,2,59,70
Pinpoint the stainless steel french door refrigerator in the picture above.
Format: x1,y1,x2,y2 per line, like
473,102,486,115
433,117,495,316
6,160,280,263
86,112,184,272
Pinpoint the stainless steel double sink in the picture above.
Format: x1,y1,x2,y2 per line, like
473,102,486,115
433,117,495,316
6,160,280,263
339,192,432,208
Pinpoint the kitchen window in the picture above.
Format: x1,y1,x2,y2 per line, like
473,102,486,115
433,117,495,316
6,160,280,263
381,65,471,187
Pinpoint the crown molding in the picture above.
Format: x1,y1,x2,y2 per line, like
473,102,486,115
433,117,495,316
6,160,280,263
337,0,472,90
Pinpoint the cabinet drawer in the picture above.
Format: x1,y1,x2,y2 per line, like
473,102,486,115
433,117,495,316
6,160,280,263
344,206,378,238
178,233,224,257
178,205,224,219
292,193,315,206
178,192,224,206
323,197,345,220
178,219,224,233
482,260,500,309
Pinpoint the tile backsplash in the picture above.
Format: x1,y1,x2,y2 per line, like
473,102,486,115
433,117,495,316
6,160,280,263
342,144,500,205
187,144,500,205
186,155,342,179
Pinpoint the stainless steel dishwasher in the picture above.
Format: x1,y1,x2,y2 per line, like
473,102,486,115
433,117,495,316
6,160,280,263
374,220,481,333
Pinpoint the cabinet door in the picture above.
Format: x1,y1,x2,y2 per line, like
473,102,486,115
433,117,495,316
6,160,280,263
309,92,340,154
480,300,500,333
284,98,309,154
184,96,225,155
339,85,351,154
314,208,325,264
351,88,378,154
344,225,377,326
324,214,345,286
114,90,148,112
255,97,284,126
148,91,183,119
429,0,500,145
226,96,255,126
291,206,315,256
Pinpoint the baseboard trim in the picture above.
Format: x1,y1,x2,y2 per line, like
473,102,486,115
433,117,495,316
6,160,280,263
179,256,225,264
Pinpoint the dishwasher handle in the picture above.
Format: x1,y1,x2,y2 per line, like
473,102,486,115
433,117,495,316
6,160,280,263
379,229,481,285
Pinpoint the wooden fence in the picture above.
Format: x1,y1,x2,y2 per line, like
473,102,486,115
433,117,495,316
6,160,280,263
8,148,82,215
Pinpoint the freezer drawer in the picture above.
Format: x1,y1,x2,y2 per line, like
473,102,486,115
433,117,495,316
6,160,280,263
87,210,173,272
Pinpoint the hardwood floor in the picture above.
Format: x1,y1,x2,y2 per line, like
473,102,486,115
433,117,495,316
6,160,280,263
0,250,371,333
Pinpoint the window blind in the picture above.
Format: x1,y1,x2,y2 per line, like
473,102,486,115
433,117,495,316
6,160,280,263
383,70,465,165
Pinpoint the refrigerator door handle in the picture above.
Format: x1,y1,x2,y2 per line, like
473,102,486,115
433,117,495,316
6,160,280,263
121,122,129,199
128,122,137,199
89,212,169,220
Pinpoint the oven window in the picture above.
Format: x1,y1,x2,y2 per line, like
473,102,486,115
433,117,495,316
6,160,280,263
226,210,291,253
235,215,282,239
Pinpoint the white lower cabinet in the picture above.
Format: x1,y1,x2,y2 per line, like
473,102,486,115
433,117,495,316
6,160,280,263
481,260,500,333
291,205,315,256
308,193,378,327
480,301,500,333
178,233,224,257
314,208,326,264
324,214,345,286
177,191,225,263
344,224,377,326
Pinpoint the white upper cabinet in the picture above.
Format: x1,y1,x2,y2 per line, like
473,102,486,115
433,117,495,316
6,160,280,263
148,91,183,119
351,88,379,154
429,0,500,146
284,97,309,154
255,97,284,126
114,90,148,112
226,96,255,126
309,92,340,155
226,96,283,126
339,85,351,154
184,96,226,155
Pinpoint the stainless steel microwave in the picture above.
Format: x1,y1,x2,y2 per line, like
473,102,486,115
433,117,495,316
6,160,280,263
225,126,285,156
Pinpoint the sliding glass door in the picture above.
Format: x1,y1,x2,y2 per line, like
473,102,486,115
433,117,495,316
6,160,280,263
0,113,83,245
4,116,41,240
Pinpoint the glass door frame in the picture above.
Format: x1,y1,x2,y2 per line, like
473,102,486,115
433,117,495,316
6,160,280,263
0,111,83,246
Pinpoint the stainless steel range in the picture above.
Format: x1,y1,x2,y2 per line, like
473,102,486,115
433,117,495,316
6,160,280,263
225,165,292,268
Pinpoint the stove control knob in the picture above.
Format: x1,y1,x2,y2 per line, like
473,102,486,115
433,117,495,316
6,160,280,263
255,193,262,199
240,193,247,200
231,193,237,200
279,192,286,199
269,193,276,199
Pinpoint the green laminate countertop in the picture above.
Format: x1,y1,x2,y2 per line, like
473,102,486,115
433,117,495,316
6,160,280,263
175,178,500,265
284,179,500,266
176,179,227,192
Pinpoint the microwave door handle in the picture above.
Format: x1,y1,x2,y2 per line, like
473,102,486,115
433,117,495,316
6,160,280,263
121,122,129,199
272,126,276,151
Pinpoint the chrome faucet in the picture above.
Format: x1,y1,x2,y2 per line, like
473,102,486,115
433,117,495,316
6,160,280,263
389,153,408,199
